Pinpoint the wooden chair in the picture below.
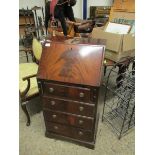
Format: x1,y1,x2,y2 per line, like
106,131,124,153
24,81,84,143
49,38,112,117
19,37,42,126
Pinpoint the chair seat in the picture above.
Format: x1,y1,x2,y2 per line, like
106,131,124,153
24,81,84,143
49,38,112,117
19,63,39,97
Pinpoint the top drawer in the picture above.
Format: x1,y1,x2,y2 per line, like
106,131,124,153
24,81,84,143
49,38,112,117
43,82,95,102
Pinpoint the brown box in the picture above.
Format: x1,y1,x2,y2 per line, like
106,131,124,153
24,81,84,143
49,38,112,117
109,11,135,21
91,25,135,62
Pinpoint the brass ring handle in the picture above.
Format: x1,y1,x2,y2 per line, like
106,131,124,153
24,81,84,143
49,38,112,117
49,88,54,93
79,120,83,125
79,92,84,98
50,101,55,105
78,131,83,136
79,106,84,112
54,126,58,130
52,114,57,118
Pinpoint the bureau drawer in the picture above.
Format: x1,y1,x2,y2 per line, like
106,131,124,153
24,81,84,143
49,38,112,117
46,122,94,142
43,110,94,130
42,97,95,117
43,82,93,102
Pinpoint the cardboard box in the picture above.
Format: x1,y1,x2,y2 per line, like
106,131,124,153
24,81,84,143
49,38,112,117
109,11,135,21
91,26,135,62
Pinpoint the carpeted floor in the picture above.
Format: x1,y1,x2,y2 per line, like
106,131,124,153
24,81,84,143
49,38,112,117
19,50,135,155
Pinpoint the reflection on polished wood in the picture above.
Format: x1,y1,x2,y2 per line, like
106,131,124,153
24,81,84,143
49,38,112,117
38,41,105,86
37,37,106,149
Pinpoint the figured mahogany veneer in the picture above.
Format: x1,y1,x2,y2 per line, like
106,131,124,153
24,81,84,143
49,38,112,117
43,82,97,102
43,110,94,130
46,122,94,142
37,38,106,149
37,42,104,87
42,96,95,117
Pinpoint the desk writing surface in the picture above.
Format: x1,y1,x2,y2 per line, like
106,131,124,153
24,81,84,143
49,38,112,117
38,40,105,87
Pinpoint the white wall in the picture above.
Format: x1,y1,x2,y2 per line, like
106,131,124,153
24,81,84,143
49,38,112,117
19,0,113,19
19,0,45,9
19,0,83,19
73,0,114,19
19,0,45,18
72,0,83,19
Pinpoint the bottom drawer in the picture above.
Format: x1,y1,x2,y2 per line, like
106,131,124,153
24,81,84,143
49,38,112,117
46,122,94,142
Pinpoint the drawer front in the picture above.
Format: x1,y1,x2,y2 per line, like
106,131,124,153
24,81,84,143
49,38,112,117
42,97,95,117
43,110,94,130
46,122,94,142
43,82,92,102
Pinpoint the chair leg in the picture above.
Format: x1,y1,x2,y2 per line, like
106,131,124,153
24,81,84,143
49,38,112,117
25,51,29,62
30,51,34,62
21,101,31,126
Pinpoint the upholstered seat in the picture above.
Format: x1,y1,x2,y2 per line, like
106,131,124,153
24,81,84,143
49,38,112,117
19,37,42,126
19,63,38,97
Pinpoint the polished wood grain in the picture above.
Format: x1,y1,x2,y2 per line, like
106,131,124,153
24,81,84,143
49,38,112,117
37,41,105,87
45,122,94,142
43,110,94,130
37,38,105,148
43,82,94,102
45,36,106,45
45,131,95,149
42,96,95,117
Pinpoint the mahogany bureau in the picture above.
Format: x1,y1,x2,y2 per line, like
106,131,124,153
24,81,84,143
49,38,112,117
37,38,106,149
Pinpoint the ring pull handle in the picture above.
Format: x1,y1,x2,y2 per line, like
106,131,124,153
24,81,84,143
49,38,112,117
54,126,58,130
49,88,54,93
79,92,84,98
78,131,83,136
52,114,57,118
79,106,84,112
79,120,84,125
50,101,55,106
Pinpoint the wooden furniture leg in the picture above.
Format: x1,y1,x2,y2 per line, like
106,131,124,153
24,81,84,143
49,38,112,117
21,101,31,126
25,51,29,62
